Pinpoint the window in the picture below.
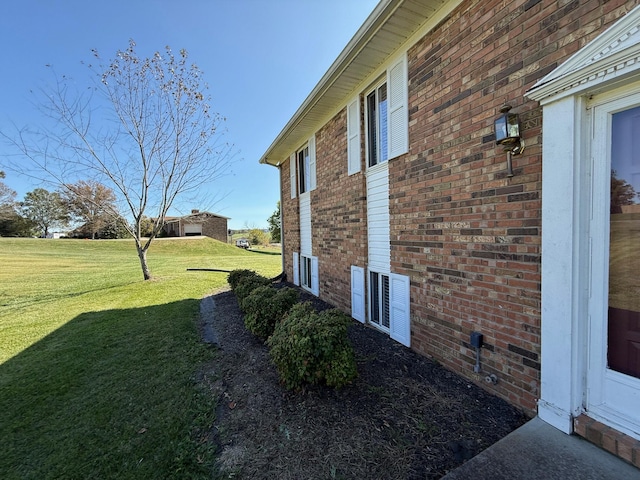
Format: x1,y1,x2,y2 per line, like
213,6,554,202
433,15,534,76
352,53,407,171
293,252,316,293
298,145,310,194
370,271,390,330
366,83,388,167
301,255,312,289
296,254,318,296
291,135,316,198
367,271,410,346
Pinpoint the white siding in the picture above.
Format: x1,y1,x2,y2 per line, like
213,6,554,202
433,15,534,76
351,265,365,323
366,162,390,272
387,53,408,160
300,194,312,256
347,97,361,175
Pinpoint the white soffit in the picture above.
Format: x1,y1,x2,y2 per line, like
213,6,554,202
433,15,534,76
526,5,640,104
259,0,453,166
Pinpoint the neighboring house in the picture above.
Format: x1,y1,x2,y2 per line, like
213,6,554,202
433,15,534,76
162,209,229,242
260,0,640,464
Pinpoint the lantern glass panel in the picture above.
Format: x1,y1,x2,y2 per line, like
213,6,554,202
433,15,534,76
495,115,508,143
506,113,520,139
495,113,520,145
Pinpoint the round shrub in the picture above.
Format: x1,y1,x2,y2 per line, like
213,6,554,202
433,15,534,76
234,274,271,305
267,302,357,390
227,269,260,290
241,286,299,340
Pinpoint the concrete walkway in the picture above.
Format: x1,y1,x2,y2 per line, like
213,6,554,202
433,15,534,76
442,417,640,480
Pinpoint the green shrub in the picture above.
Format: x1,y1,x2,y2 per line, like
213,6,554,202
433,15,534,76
234,274,271,305
267,302,357,390
241,286,299,340
227,269,259,290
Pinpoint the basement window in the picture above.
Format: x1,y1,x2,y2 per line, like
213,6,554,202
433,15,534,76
370,271,390,331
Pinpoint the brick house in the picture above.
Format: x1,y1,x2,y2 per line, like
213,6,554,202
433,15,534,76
260,0,640,462
162,209,229,242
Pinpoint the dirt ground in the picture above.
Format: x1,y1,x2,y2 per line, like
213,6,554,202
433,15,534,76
199,285,528,480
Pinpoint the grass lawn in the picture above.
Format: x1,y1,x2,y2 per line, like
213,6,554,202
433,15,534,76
0,237,281,479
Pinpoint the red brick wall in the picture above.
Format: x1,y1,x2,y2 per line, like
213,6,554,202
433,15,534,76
312,108,368,310
282,160,300,281
201,215,228,243
276,0,638,414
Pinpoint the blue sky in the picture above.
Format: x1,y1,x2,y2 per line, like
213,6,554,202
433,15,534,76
0,0,378,229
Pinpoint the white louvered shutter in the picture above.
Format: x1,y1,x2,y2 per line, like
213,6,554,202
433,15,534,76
351,266,365,323
311,256,319,296
308,134,316,191
347,97,361,175
290,153,297,199
387,53,408,159
293,252,300,286
389,273,410,347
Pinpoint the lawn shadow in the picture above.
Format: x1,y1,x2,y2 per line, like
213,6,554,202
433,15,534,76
0,299,214,479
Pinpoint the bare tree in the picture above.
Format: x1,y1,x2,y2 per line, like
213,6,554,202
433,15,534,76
4,40,233,279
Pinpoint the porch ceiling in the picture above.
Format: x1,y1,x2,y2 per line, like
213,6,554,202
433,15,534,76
259,0,451,166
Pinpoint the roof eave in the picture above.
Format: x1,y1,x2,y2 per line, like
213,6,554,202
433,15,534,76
259,0,402,167
259,0,461,167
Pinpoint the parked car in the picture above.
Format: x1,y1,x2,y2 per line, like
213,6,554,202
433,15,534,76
235,239,250,249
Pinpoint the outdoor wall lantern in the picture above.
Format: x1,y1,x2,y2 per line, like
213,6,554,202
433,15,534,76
494,105,524,177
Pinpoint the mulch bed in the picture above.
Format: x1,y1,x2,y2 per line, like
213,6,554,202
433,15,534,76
198,284,528,480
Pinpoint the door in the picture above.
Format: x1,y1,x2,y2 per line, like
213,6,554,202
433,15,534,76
183,224,202,236
588,90,640,439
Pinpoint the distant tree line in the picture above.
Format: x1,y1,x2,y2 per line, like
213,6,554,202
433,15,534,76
0,174,155,239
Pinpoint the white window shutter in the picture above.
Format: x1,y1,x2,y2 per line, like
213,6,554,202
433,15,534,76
351,266,365,323
290,153,297,199
293,252,300,286
299,195,312,256
311,256,319,296
347,97,361,175
387,52,408,160
389,273,410,347
308,134,317,191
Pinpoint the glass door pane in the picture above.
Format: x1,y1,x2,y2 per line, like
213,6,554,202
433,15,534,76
608,105,640,379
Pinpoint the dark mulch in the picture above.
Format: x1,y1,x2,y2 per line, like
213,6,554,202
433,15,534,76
199,284,528,480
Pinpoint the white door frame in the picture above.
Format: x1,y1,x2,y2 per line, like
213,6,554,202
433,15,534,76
586,89,640,438
526,5,640,438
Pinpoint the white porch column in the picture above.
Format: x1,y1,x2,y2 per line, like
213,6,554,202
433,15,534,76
538,95,588,433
